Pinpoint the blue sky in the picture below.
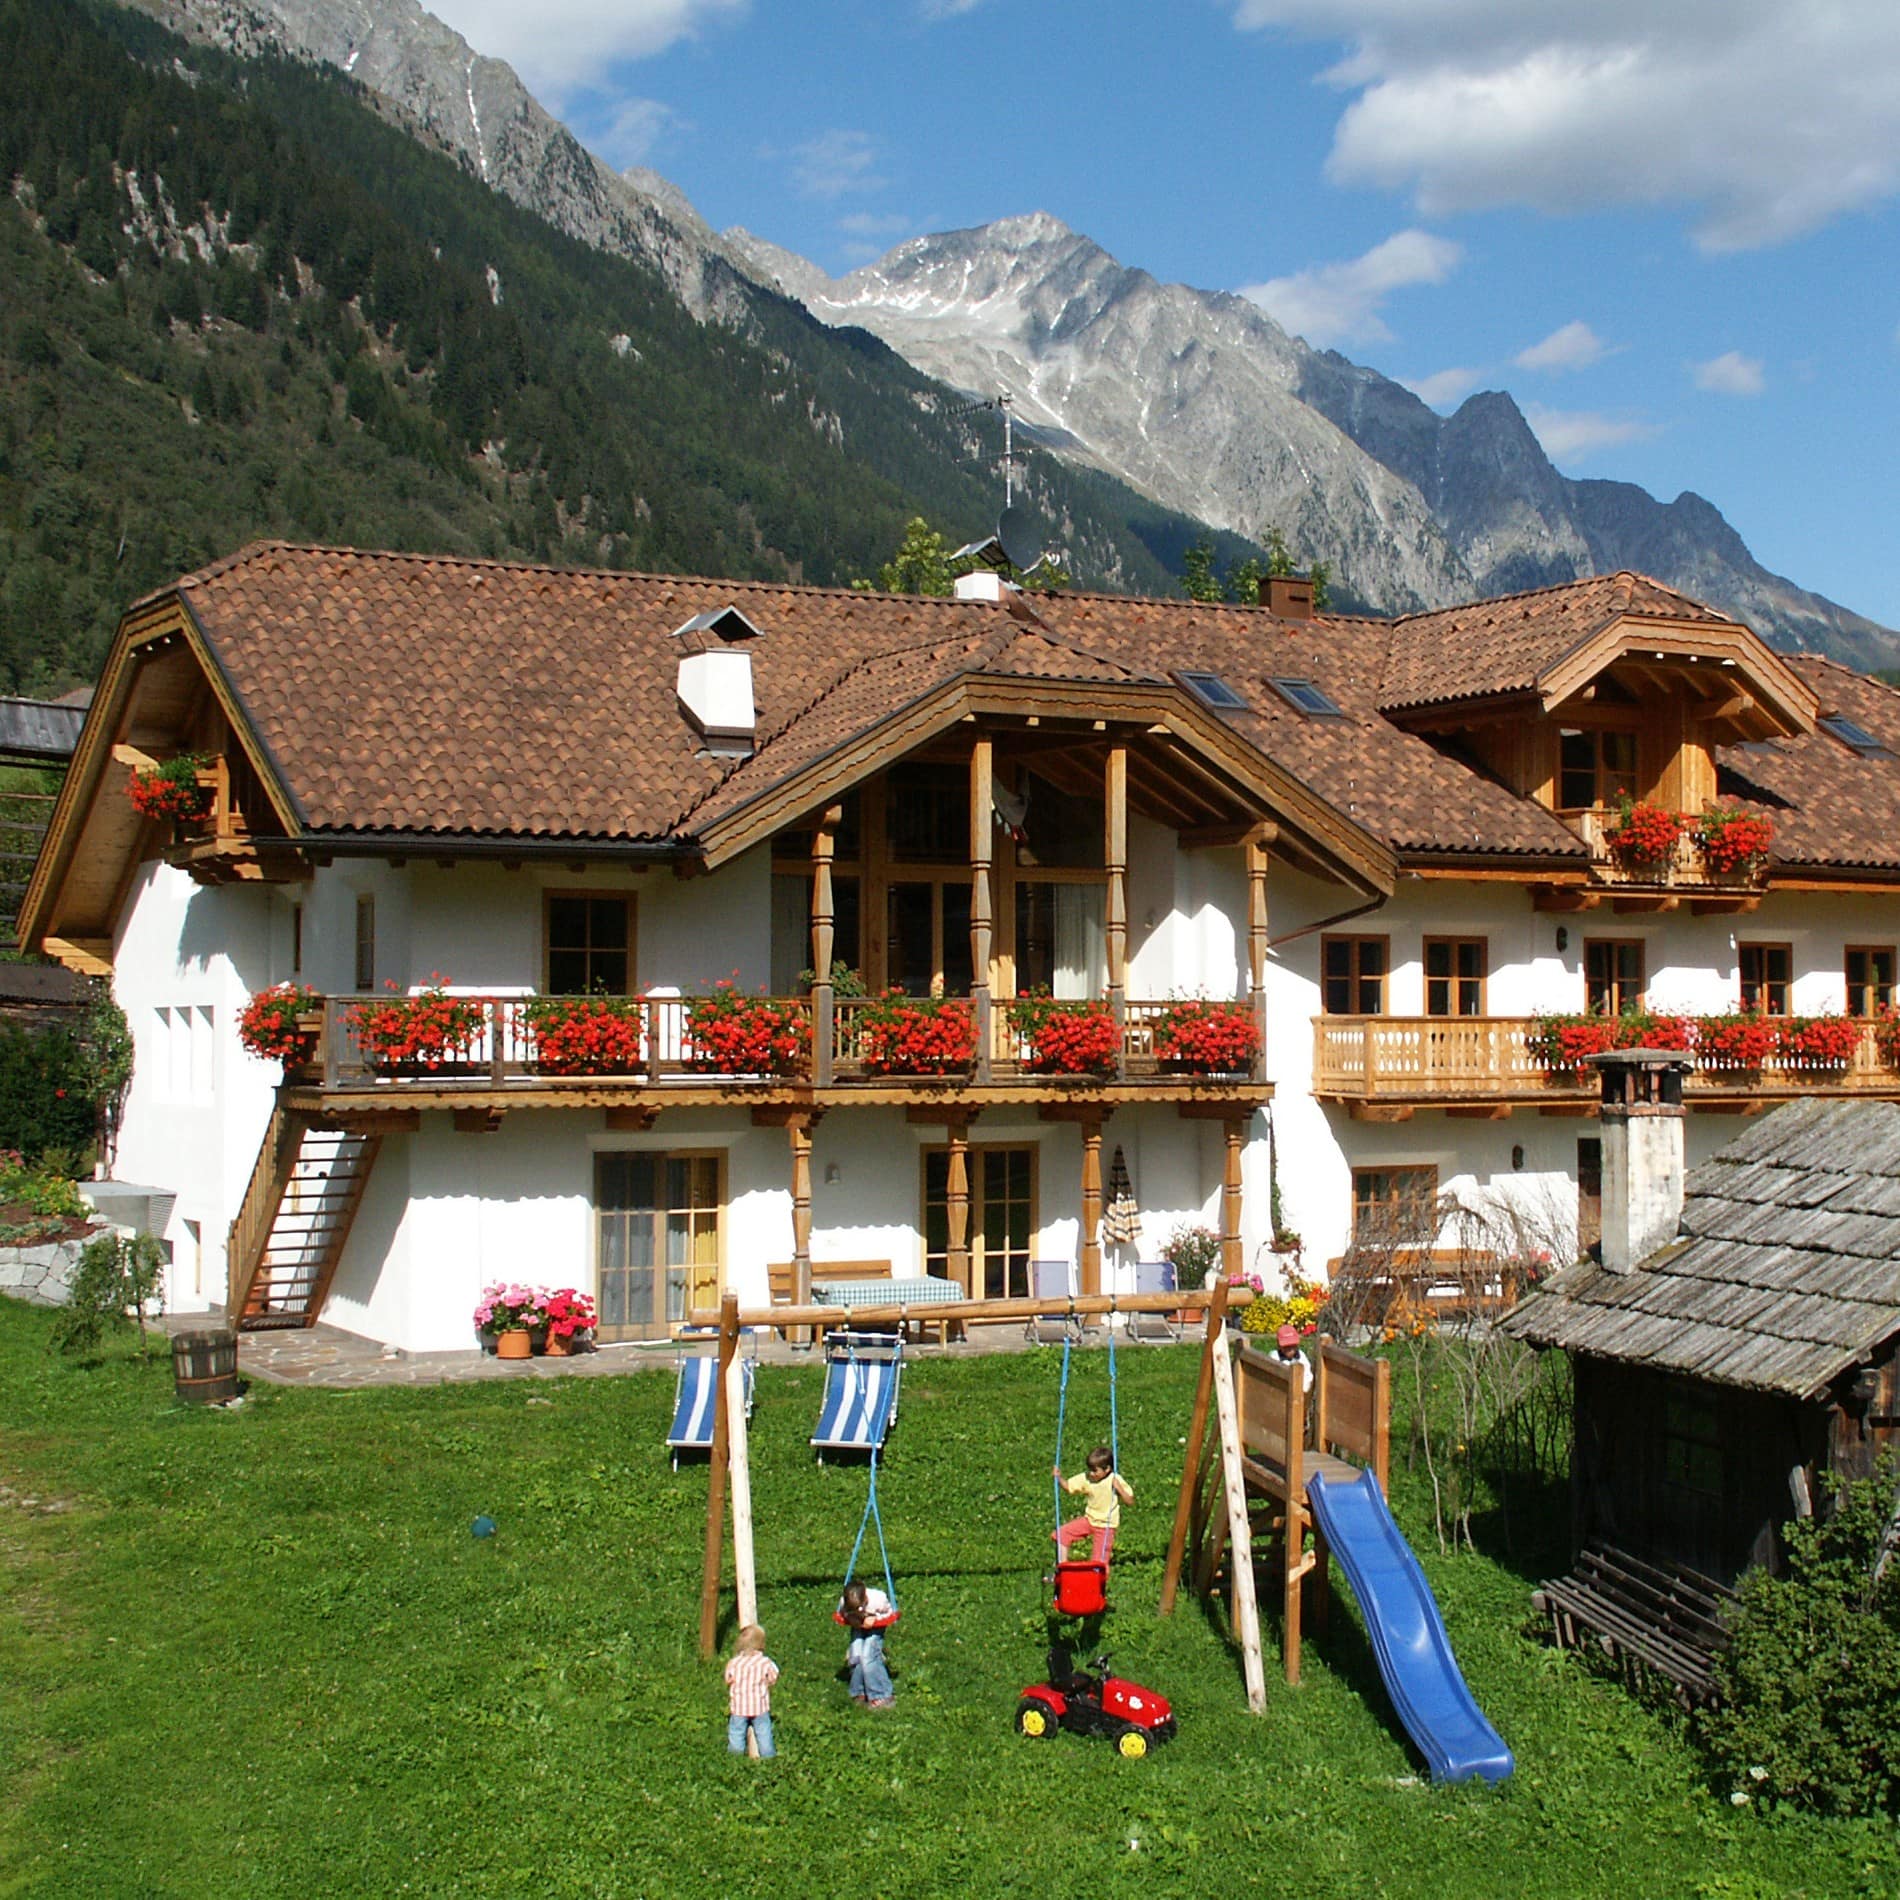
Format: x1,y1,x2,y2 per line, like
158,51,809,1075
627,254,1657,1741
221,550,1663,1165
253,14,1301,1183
426,1,1900,630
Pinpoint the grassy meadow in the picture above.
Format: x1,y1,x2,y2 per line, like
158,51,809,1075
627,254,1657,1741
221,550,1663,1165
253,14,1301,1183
0,1301,1893,1899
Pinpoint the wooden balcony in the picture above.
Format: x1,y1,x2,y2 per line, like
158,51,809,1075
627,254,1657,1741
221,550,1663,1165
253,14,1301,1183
282,992,1272,1119
1571,808,1766,910
1312,1016,1900,1118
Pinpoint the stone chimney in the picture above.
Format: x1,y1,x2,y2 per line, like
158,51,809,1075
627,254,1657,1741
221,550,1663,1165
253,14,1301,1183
672,607,761,755
1260,573,1316,619
1590,1048,1693,1273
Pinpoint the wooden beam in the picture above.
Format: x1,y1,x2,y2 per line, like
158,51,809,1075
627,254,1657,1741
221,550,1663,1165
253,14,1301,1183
1348,1104,1415,1123
1175,1095,1272,1120
307,1109,421,1136
1446,1105,1513,1120
41,936,113,977
1210,1325,1267,1711
1181,820,1281,851
451,1107,505,1133
1612,895,1679,914
109,742,157,771
1163,1279,1231,1615
605,1106,659,1131
1690,896,1760,916
905,1105,978,1127
971,738,994,1085
1530,887,1600,912
726,1350,757,1631
1080,1116,1104,1298
698,1292,741,1660
1038,1098,1116,1123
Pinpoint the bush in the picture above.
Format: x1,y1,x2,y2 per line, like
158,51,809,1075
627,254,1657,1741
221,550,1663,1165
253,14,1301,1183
0,990,133,1161
1700,1456,1900,1816
48,1230,166,1356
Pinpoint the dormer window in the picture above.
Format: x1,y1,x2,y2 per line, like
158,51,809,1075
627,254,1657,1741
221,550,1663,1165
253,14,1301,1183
1178,670,1248,711
1819,713,1891,758
1269,677,1346,719
1558,728,1637,811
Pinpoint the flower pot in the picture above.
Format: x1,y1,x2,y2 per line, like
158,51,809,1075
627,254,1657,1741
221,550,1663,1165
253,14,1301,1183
495,1328,533,1360
544,1332,572,1358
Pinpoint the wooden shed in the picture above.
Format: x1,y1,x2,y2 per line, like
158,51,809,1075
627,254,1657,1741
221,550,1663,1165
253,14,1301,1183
1505,1094,1900,1694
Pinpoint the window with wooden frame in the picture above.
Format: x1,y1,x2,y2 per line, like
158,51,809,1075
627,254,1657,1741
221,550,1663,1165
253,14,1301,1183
594,1151,723,1342
354,894,376,992
922,1144,1036,1300
1739,942,1793,1017
1557,727,1638,812
1423,937,1486,1018
1846,945,1895,1017
1584,938,1645,1016
1321,935,1388,1015
545,892,636,996
1661,1387,1724,1499
1350,1166,1439,1246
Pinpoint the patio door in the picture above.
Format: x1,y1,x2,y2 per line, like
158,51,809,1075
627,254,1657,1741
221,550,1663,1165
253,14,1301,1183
922,1145,1036,1298
595,1152,723,1341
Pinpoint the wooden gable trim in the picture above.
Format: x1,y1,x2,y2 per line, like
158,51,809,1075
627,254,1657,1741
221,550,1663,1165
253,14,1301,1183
693,672,1394,897
1539,616,1818,737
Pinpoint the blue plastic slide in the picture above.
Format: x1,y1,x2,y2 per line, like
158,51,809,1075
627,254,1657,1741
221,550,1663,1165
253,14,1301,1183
1305,1466,1514,1784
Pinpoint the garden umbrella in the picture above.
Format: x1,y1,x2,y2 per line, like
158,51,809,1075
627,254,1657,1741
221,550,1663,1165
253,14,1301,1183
1102,1145,1140,1245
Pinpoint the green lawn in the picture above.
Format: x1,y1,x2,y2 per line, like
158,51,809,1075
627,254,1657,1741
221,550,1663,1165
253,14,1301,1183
0,1303,1892,1900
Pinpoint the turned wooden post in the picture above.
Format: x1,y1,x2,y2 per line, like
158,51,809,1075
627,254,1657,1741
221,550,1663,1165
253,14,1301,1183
1221,1117,1245,1284
1246,834,1270,1085
1105,743,1127,1078
698,1291,742,1659
789,1118,813,1314
970,739,993,1084
1079,1115,1104,1298
946,1119,972,1296
811,805,839,1087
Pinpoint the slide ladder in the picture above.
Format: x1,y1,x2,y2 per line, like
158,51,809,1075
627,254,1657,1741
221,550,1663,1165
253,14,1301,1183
1305,1466,1513,1784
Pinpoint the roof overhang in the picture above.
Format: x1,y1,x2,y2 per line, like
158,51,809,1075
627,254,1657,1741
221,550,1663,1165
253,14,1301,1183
693,671,1396,897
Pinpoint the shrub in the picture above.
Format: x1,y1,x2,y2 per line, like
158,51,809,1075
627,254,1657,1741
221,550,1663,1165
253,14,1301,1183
0,992,131,1162
525,995,646,1075
49,1230,166,1356
1006,992,1119,1075
1700,1456,1900,1816
684,982,809,1075
1162,1223,1222,1286
0,1150,89,1221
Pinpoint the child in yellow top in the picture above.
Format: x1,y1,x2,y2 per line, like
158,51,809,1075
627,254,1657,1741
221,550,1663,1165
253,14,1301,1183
1053,1445,1134,1564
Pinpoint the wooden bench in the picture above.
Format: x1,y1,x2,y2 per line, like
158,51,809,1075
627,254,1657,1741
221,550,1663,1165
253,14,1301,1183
1533,1540,1736,1704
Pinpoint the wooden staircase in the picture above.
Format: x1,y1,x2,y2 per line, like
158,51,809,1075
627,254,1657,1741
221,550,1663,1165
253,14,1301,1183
227,1106,381,1330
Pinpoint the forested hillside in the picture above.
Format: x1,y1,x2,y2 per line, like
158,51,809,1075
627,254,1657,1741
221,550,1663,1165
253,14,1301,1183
0,0,1251,695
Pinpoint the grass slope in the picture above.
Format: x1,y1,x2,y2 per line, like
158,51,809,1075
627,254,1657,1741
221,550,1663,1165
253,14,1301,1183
0,1302,1891,1899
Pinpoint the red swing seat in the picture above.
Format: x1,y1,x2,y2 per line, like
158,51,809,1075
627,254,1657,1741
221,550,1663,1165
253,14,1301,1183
1051,1560,1109,1617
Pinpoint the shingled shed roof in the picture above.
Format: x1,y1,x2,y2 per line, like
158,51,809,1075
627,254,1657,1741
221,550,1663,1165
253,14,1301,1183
1505,1099,1900,1400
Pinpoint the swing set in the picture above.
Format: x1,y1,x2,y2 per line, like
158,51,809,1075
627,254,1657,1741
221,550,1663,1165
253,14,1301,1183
1048,1322,1120,1619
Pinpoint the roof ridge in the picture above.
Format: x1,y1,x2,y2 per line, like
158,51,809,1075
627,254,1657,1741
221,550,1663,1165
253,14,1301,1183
1390,567,1733,628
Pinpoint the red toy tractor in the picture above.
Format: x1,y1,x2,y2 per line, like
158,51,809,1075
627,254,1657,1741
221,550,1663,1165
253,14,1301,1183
1014,1648,1176,1758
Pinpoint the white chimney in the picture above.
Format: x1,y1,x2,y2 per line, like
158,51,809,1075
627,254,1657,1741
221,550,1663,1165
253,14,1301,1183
954,570,1006,602
672,607,762,754
1590,1049,1692,1273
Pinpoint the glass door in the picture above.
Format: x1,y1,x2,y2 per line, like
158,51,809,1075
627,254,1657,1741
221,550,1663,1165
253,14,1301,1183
923,1145,1036,1298
595,1152,722,1340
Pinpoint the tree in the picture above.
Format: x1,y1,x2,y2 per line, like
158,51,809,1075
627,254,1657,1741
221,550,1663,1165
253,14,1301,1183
853,517,971,597
1180,535,1222,603
1182,529,1333,611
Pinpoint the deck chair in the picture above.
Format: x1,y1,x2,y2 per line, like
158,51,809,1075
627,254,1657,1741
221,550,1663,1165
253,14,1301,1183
1027,1259,1080,1344
811,1331,903,1461
666,1344,756,1468
1125,1258,1181,1342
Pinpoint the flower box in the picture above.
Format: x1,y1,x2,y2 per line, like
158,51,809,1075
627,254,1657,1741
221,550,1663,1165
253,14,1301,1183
1695,1012,1778,1070
347,979,486,1073
857,992,977,1076
126,753,214,826
1696,807,1775,876
238,982,322,1066
1603,799,1683,869
526,996,646,1075
1776,1014,1859,1070
1151,1000,1259,1075
684,983,809,1077
1006,993,1119,1076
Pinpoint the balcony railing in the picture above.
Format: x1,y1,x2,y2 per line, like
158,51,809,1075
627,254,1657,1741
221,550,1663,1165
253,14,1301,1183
296,993,1267,1094
1574,808,1766,892
1313,1015,1899,1107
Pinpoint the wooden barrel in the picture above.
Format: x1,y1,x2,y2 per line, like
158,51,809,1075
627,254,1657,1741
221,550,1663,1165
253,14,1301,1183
172,1328,239,1405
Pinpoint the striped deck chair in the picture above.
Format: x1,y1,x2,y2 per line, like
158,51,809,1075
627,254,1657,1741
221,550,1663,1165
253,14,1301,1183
811,1332,903,1461
667,1346,756,1468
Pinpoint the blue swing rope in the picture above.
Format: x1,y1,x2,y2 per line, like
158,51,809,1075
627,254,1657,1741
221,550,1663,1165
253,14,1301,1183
843,1445,898,1609
1050,1319,1120,1534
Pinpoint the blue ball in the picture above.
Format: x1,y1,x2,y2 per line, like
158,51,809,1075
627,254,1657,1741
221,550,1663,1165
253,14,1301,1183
471,1515,497,1538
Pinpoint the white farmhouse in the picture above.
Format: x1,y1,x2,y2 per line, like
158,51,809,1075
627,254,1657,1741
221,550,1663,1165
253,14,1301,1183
20,546,1900,1352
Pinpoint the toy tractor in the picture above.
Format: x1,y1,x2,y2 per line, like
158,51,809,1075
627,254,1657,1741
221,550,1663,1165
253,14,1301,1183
1014,1648,1175,1758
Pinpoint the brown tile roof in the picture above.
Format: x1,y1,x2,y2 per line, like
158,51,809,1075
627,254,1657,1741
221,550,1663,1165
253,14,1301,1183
148,543,1900,875
1378,571,1741,713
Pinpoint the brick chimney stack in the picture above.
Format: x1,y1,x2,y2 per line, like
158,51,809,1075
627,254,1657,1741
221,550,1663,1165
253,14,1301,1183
1260,574,1316,619
1590,1048,1693,1273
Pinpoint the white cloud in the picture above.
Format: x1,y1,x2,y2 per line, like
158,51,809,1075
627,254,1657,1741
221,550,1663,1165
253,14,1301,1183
783,130,886,200
1692,350,1766,396
595,98,681,168
1524,402,1660,464
1405,367,1482,408
1515,320,1610,374
837,213,914,239
921,0,989,15
1229,2,1900,250
427,0,745,97
1241,228,1462,346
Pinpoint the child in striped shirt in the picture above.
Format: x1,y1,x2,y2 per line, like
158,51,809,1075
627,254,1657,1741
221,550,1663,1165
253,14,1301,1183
724,1624,779,1758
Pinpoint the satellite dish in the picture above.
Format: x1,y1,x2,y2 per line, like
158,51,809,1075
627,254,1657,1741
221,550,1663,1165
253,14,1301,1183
996,504,1043,573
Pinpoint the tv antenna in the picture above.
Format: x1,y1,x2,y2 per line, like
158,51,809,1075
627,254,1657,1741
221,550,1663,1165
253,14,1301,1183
946,392,1024,508
947,392,1050,573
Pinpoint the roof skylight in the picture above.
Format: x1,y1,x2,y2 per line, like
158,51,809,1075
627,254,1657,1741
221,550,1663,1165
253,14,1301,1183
1178,670,1248,711
1818,713,1892,758
1269,676,1346,719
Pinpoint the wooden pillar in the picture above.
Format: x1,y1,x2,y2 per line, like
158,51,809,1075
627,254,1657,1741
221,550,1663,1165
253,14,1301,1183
725,1348,757,1630
698,1291,741,1659
946,1120,972,1297
811,806,840,1087
1162,1278,1231,1614
1105,744,1127,1078
789,1119,813,1314
970,739,993,1084
1246,835,1270,1085
1221,1117,1245,1285
1079,1115,1104,1298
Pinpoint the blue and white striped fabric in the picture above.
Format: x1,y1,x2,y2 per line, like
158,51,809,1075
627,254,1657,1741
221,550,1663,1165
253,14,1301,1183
811,1337,903,1456
667,1352,754,1464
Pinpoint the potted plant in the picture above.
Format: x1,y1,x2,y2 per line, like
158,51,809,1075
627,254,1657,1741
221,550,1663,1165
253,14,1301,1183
347,977,487,1074
1877,1006,1900,1072
126,752,213,827
1695,1011,1779,1071
684,980,809,1076
1603,797,1683,871
1152,999,1260,1075
539,1287,597,1356
857,990,977,1076
1696,806,1775,876
474,1282,544,1359
238,982,322,1068
1163,1223,1223,1320
1527,1012,1618,1082
1777,1013,1859,1070
526,995,645,1075
1007,991,1119,1076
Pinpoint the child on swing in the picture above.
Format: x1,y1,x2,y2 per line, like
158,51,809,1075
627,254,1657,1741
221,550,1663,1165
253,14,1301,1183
1053,1444,1134,1565
838,1578,895,1708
